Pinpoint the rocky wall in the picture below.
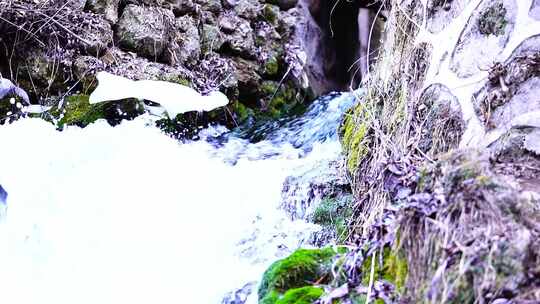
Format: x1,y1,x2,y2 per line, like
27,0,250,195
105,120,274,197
0,0,308,130
337,0,540,302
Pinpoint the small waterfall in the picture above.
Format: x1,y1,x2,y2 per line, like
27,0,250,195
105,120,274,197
0,91,356,304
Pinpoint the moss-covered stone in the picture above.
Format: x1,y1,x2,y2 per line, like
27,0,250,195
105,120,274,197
340,106,370,174
53,95,107,128
260,81,302,119
49,95,145,128
276,286,324,304
264,55,280,77
261,4,280,26
232,101,255,123
155,114,201,139
258,247,338,304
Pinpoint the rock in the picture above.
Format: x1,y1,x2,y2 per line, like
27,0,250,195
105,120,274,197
73,56,106,92
115,4,175,59
267,0,298,10
0,0,312,130
80,17,113,56
0,78,29,104
97,48,192,83
218,13,239,34
166,0,197,15
222,0,239,9
415,84,464,156
0,184,6,218
65,0,87,10
201,24,225,52
86,0,121,23
20,49,74,96
276,8,297,39
531,0,540,20
51,94,144,128
221,16,256,57
232,58,261,103
221,282,256,304
450,0,518,78
166,16,201,66
258,247,337,303
261,4,281,26
196,0,222,13
233,0,260,20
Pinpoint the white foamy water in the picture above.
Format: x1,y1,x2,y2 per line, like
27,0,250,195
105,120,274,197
0,92,355,304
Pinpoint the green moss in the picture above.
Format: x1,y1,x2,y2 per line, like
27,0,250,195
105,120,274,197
262,4,280,25
233,101,254,123
340,103,372,175
478,2,507,36
361,248,408,293
50,95,145,128
258,247,337,303
54,95,107,127
343,119,369,174
261,290,281,304
264,56,280,77
260,81,300,119
275,287,324,304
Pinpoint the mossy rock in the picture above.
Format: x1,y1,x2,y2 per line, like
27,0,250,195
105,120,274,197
155,113,205,140
50,95,144,128
51,95,107,128
260,81,304,120
258,247,338,304
263,55,280,77
340,105,371,174
261,4,280,26
232,101,255,123
276,286,324,304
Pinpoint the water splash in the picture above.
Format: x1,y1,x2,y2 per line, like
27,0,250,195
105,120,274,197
0,92,356,304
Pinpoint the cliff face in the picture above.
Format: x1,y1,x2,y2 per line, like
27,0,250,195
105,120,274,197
339,0,540,302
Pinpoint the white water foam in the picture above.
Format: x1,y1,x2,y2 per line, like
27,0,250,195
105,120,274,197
0,116,322,304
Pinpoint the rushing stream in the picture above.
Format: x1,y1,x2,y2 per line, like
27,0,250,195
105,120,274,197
0,92,355,304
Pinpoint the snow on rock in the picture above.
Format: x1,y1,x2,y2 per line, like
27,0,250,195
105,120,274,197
89,72,229,118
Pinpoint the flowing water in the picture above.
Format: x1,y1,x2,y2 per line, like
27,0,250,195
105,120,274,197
0,92,356,304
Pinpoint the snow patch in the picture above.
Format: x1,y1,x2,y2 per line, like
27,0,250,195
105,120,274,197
89,72,229,118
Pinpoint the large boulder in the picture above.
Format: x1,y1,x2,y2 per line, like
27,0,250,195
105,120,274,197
115,4,175,60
